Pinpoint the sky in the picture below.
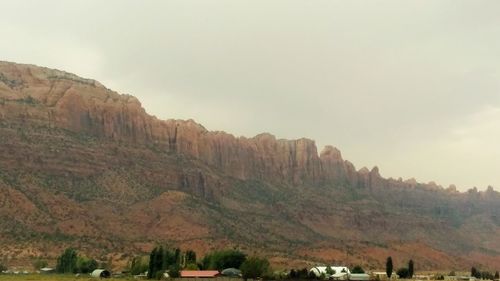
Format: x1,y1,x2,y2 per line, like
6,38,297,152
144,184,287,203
2,0,500,191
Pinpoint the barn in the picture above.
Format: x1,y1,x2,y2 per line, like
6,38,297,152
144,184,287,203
91,269,111,278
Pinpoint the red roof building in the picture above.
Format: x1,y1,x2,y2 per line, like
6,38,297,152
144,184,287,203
180,270,220,278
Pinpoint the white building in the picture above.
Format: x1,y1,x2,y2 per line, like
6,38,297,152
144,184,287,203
310,266,351,280
371,271,398,280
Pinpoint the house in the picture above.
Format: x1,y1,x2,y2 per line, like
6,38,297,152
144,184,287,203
180,270,220,278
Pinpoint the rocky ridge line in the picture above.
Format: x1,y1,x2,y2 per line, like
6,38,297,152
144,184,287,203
0,61,494,194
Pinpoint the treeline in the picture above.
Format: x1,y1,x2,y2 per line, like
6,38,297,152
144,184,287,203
139,247,372,281
386,258,499,280
470,267,499,280
385,257,414,279
15,248,499,281
140,247,269,280
55,248,110,274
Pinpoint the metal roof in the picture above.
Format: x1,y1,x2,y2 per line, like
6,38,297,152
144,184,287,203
180,270,220,278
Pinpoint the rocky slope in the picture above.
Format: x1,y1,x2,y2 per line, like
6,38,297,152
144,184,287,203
0,61,499,270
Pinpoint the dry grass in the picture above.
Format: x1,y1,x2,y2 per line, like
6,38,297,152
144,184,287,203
0,274,134,281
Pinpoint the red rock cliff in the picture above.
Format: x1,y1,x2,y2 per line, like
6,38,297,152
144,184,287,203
0,61,386,187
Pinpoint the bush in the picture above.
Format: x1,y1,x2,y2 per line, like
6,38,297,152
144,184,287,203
297,268,309,279
155,271,165,280
308,271,318,280
240,256,270,279
397,268,410,279
481,271,494,280
0,263,7,272
185,263,199,270
352,265,365,274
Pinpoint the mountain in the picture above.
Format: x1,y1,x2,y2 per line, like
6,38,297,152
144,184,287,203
0,61,499,270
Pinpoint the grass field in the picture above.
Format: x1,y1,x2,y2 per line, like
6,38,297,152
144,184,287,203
0,274,134,281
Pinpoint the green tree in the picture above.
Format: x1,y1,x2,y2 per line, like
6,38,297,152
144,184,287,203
297,268,309,279
240,256,270,279
174,248,181,265
202,249,246,270
56,248,78,273
386,257,393,278
33,259,48,270
148,247,158,279
162,248,176,270
155,246,164,276
408,260,414,278
0,262,7,272
290,269,297,279
481,271,493,280
130,256,149,275
352,265,365,274
397,268,409,279
169,264,181,278
76,257,98,274
185,250,197,265
471,267,481,279
494,271,499,279
148,246,186,279
326,266,335,275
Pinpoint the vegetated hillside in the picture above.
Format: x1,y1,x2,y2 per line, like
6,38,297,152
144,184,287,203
0,61,499,270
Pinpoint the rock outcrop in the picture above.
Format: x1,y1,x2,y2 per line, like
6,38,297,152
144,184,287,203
0,61,408,190
1,61,499,270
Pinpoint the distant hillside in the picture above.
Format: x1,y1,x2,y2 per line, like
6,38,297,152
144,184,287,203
0,61,499,270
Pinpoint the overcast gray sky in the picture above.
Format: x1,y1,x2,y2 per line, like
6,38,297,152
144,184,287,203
2,0,500,191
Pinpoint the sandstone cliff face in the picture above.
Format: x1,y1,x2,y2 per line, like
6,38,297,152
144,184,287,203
0,61,376,187
1,61,500,269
